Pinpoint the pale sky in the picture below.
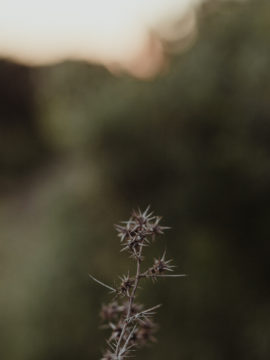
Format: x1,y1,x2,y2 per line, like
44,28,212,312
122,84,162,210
0,0,201,76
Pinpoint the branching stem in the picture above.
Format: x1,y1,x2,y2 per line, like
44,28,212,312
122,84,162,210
115,244,143,358
95,207,185,360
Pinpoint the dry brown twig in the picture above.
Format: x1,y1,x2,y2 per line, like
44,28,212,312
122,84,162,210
90,206,187,360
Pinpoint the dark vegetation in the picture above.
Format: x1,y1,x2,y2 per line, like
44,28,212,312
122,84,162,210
0,1,269,359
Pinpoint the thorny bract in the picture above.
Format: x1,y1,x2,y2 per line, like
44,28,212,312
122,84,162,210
90,207,186,360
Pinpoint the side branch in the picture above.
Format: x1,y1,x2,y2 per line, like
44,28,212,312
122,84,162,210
89,274,117,293
140,273,188,279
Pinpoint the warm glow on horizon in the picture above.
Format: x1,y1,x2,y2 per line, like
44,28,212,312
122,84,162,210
0,0,201,77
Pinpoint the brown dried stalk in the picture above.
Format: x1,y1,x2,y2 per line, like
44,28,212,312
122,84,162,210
90,206,186,360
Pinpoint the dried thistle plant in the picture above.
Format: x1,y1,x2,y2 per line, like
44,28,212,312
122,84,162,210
90,206,186,360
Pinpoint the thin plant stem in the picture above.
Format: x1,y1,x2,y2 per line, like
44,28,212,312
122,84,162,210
115,244,143,357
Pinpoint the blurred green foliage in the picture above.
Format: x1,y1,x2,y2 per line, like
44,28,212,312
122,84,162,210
0,1,270,359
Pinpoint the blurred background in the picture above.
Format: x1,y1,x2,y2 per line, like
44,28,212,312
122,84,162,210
0,0,270,359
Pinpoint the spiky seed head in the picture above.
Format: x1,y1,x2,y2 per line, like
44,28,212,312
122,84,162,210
148,252,175,279
100,302,122,322
118,275,135,297
109,321,124,342
135,318,158,346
